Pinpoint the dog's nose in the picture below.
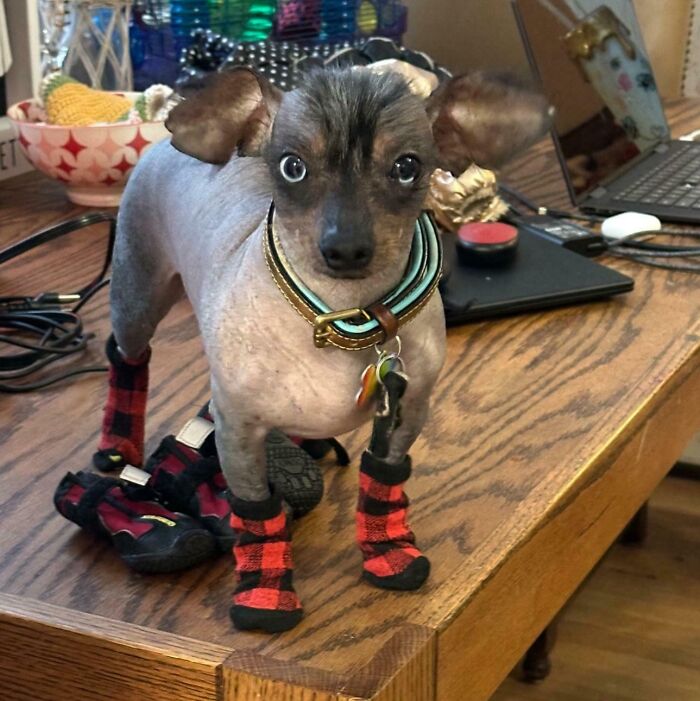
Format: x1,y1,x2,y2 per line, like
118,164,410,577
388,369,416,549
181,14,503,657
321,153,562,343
320,229,374,271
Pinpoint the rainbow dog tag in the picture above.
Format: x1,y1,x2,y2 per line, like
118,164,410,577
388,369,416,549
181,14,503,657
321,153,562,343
355,353,404,408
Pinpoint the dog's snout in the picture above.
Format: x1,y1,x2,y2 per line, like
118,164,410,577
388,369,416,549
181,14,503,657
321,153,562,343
320,224,374,272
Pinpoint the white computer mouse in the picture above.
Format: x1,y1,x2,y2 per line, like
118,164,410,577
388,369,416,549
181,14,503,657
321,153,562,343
601,212,662,239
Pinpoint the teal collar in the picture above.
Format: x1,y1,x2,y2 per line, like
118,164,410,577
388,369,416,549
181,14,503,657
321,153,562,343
264,204,442,350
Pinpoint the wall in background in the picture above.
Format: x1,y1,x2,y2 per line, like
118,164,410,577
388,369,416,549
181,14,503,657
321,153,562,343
403,0,529,78
402,0,692,98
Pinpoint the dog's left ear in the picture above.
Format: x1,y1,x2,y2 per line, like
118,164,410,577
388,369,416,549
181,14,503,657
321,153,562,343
166,67,283,164
426,72,552,174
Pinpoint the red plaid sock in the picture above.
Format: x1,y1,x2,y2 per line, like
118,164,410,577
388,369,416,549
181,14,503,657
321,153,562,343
94,334,150,471
356,451,430,590
229,489,303,632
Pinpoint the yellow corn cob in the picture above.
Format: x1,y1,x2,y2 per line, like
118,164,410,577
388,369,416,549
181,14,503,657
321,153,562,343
45,82,131,126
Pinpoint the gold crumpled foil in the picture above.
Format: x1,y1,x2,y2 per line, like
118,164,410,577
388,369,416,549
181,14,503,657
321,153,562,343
426,165,508,232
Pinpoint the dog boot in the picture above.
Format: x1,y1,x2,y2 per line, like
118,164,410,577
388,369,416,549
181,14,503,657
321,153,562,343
196,402,325,518
54,470,217,573
94,334,150,471
229,488,303,632
145,435,235,551
264,430,325,517
299,437,350,466
356,452,430,590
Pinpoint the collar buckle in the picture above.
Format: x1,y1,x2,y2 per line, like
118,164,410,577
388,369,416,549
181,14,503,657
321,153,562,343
313,308,371,348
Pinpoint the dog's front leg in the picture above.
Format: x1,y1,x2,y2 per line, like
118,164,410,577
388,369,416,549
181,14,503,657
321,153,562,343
210,386,303,633
356,380,433,592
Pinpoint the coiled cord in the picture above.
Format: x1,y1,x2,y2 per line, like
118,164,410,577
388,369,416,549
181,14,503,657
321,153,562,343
0,215,115,393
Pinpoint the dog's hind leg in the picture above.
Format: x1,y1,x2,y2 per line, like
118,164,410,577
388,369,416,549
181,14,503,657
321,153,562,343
93,214,183,472
210,384,304,633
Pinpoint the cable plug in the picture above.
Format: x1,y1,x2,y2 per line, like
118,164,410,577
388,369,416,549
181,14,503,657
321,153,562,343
33,292,81,307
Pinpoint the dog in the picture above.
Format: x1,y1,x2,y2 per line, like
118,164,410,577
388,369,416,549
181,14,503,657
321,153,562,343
98,66,549,632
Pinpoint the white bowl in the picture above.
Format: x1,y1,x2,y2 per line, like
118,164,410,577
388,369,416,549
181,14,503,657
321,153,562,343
8,92,170,207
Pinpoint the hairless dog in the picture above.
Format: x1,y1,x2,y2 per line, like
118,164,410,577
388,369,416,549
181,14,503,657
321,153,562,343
95,66,549,631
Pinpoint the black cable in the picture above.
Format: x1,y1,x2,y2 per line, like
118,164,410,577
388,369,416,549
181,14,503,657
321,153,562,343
500,183,700,273
0,216,115,393
72,278,111,313
498,182,606,223
607,252,700,272
605,229,700,272
615,247,700,258
606,229,700,253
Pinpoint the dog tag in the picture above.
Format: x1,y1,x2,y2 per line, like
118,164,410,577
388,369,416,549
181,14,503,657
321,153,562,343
119,465,151,486
377,353,404,381
176,416,215,449
355,352,406,409
355,362,380,408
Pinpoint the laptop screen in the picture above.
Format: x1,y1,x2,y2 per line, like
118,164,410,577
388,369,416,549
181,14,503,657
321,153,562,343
512,0,670,200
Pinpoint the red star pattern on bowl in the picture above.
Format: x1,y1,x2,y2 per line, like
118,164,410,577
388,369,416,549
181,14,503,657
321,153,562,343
7,94,170,207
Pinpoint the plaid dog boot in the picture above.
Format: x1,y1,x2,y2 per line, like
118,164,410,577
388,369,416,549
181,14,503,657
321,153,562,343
356,452,430,590
94,334,150,471
146,435,235,551
54,470,217,573
229,488,303,633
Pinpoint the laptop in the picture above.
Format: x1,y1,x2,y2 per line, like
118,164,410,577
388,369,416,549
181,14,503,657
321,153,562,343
512,0,700,223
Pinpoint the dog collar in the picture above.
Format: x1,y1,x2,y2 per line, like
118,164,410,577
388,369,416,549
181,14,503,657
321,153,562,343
264,203,442,350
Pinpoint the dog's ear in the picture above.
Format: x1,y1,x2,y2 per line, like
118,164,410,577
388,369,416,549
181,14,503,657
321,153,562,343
165,68,283,164
426,72,552,174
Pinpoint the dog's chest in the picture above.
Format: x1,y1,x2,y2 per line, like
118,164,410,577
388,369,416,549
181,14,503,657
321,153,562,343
259,345,376,436
203,286,378,436
199,229,444,438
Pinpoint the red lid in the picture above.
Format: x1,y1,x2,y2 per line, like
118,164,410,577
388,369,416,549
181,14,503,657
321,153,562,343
458,222,518,245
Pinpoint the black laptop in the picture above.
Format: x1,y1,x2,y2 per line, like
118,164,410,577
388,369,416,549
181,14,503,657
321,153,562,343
440,228,634,325
512,0,700,223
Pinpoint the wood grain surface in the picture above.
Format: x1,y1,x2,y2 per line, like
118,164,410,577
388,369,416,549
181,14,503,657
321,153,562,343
0,592,229,701
1,101,699,700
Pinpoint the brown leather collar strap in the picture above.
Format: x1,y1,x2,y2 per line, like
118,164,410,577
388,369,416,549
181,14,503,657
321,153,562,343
367,303,399,345
263,204,442,351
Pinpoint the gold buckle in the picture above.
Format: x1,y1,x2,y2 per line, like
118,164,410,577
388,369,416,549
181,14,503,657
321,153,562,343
313,308,371,348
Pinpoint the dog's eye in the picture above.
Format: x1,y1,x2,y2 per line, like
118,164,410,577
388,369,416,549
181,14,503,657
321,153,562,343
390,155,421,186
279,154,307,183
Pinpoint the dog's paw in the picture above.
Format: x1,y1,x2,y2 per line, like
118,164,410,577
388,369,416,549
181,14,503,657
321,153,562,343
363,555,431,591
230,604,303,633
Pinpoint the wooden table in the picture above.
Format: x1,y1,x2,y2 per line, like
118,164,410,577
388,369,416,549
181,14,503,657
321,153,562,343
1,101,699,701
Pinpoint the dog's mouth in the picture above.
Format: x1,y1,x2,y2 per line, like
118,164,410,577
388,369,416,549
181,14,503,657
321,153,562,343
320,266,372,280
311,255,373,280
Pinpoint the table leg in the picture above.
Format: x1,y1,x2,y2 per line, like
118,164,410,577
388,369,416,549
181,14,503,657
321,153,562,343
620,502,648,544
522,620,558,682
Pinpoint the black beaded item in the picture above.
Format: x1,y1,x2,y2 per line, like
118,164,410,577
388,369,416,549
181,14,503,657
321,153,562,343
177,32,451,93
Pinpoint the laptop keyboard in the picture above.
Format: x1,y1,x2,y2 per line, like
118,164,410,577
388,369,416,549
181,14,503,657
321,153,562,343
611,142,700,208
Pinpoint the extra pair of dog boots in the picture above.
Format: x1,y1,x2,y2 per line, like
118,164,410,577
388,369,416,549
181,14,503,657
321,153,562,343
55,403,345,573
53,420,233,573
54,470,217,573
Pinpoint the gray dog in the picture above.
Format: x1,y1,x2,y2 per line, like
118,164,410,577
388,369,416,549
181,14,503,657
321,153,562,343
96,66,548,632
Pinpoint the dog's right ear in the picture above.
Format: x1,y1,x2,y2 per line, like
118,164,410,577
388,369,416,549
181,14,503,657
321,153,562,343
426,72,551,174
165,68,283,164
